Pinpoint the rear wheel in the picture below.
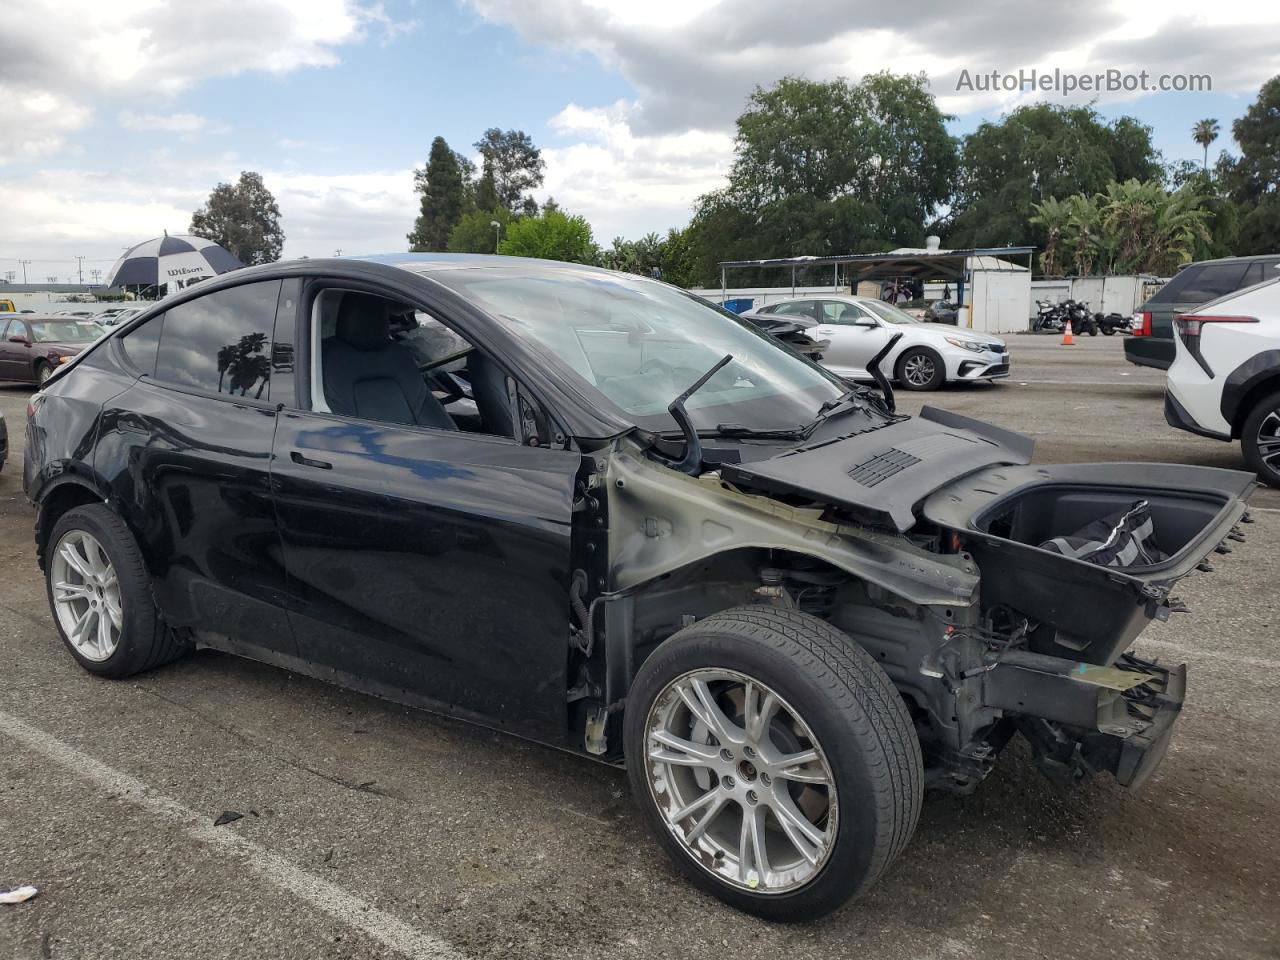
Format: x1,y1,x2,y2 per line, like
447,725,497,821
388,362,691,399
1242,392,1280,488
895,347,945,391
46,505,190,677
624,607,922,921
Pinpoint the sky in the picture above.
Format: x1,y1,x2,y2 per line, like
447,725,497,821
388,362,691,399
1,0,1277,283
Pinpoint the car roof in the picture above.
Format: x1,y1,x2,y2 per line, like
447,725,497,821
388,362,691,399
1182,253,1280,269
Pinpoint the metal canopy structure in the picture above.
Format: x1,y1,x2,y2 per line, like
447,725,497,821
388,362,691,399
717,246,1036,298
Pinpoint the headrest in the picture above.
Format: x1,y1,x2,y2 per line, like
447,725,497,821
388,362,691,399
335,293,391,351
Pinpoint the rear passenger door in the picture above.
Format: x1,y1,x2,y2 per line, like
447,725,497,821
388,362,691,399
94,279,300,659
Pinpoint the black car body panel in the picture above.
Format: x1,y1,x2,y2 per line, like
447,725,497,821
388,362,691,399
271,408,579,739
23,254,1256,799
721,406,1035,532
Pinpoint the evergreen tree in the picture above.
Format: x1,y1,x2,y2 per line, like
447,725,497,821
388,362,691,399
407,136,467,251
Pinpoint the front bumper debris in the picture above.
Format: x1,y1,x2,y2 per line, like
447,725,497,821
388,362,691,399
982,649,1186,790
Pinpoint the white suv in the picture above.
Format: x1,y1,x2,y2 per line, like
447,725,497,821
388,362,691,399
1165,276,1280,487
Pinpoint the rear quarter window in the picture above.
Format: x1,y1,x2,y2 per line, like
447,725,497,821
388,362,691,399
154,280,281,398
1149,262,1253,304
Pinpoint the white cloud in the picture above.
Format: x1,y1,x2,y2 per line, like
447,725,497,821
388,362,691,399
0,0,394,164
0,164,417,273
119,111,225,135
542,102,732,239
466,0,1280,124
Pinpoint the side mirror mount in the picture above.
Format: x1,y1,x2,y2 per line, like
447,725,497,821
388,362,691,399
8,335,30,345
866,332,903,414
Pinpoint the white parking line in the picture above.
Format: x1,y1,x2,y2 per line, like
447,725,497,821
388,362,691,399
0,709,464,960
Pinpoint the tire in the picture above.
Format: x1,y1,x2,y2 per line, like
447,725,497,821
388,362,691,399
45,504,190,678
35,361,54,385
895,347,945,391
624,606,922,921
1101,325,1115,336
1242,391,1280,489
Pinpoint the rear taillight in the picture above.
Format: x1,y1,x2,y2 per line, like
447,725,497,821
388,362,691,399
1174,314,1258,376
1131,311,1152,336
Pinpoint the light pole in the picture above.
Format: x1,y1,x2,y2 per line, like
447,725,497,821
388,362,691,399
19,259,31,284
75,255,85,284
490,220,501,253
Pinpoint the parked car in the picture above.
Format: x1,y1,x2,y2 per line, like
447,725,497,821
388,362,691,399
0,407,7,473
750,295,1008,389
0,314,101,384
98,306,147,327
1127,255,1280,369
923,300,959,325
25,255,1254,921
737,310,830,360
1164,274,1280,487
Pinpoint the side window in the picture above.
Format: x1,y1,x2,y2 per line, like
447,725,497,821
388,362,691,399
154,280,281,399
312,288,519,440
120,314,163,375
775,301,816,319
821,302,869,324
1243,262,1265,288
0,319,9,340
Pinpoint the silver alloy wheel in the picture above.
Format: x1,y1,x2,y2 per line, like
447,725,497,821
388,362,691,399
902,353,936,387
1258,409,1280,471
37,364,53,384
644,668,838,894
50,530,122,662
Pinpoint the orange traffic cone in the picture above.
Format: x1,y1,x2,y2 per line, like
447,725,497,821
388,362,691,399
1061,321,1074,346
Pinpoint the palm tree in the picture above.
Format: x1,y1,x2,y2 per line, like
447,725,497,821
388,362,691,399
1192,118,1220,171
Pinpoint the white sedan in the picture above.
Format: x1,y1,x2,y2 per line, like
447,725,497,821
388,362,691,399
747,295,1009,390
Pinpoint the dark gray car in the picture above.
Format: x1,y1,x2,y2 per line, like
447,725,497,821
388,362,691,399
1127,255,1280,369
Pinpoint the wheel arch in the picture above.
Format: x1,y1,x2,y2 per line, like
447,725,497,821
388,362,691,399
1221,351,1280,438
34,477,108,571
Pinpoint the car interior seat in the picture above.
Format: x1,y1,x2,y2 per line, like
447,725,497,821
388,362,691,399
322,292,456,430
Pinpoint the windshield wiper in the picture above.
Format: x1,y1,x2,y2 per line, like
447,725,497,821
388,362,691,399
649,354,733,475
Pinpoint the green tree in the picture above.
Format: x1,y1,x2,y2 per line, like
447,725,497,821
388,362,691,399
499,209,596,263
189,171,284,265
1036,180,1213,276
1192,118,1220,171
1220,76,1280,255
474,128,545,213
685,72,956,285
407,136,467,251
945,104,1162,249
447,208,512,253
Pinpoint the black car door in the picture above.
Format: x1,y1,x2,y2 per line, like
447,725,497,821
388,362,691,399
93,279,299,658
270,284,580,741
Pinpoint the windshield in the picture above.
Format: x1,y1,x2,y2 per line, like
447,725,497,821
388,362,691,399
430,267,846,432
29,320,100,342
863,300,919,325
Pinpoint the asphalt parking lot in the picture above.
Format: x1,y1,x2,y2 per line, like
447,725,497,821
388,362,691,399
2,334,1277,960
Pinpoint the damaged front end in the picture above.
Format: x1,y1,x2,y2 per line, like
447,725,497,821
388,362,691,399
573,405,1255,795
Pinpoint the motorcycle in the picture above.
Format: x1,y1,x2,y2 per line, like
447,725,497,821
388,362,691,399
1094,311,1132,336
1033,300,1065,332
1064,299,1099,336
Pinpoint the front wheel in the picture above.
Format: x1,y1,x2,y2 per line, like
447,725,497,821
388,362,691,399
1242,391,1280,488
35,361,54,385
624,607,922,921
896,347,945,391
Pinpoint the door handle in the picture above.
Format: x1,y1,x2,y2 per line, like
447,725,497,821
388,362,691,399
291,451,333,470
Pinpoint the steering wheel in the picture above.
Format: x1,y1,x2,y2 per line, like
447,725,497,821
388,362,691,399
419,345,474,405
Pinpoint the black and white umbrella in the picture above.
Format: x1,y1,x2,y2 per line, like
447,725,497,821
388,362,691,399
106,234,244,289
